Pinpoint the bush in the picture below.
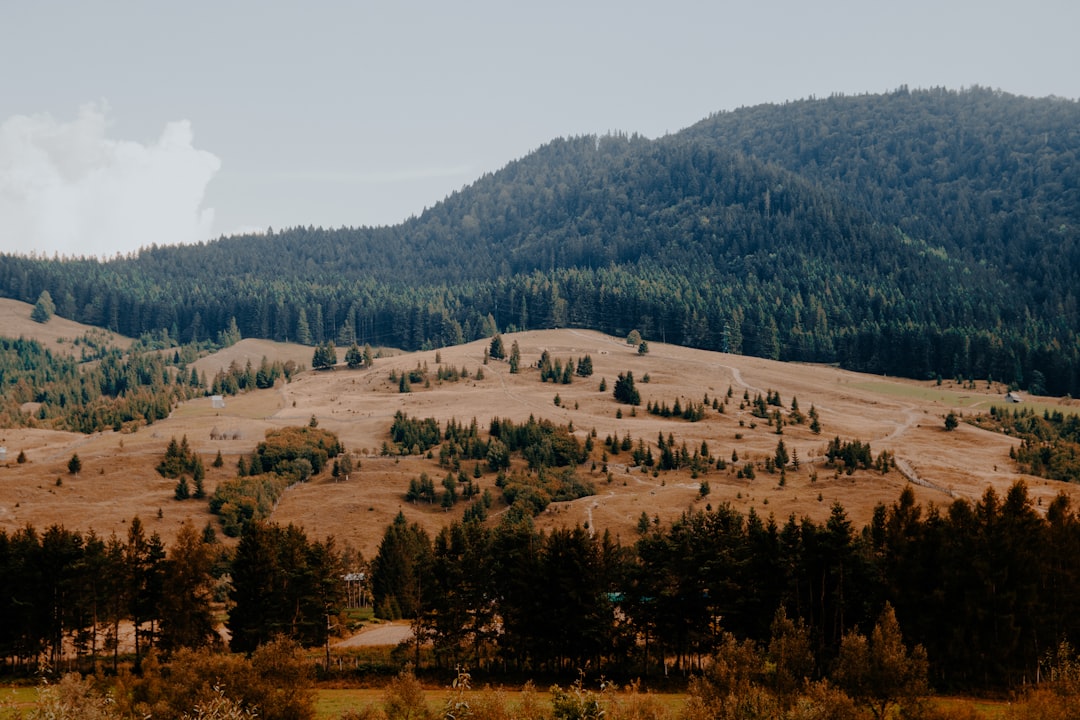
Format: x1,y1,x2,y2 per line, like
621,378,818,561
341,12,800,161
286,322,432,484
141,639,315,720
23,673,114,720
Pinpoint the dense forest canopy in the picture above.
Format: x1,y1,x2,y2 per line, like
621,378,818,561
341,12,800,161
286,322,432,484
2,87,1078,393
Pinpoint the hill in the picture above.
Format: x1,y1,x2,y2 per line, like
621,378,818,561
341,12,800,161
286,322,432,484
0,297,131,355
1,328,1075,555
1,88,1078,396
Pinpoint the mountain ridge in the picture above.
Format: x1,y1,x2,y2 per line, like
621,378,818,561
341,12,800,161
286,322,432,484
1,87,1078,393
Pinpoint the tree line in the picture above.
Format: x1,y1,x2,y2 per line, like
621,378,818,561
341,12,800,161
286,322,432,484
0,517,346,675
368,480,1080,691
5,479,1080,693
0,330,299,434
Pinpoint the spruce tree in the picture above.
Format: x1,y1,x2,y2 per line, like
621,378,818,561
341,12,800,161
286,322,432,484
31,290,55,323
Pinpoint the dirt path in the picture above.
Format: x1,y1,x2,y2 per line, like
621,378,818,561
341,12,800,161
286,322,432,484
895,457,954,498
334,622,413,648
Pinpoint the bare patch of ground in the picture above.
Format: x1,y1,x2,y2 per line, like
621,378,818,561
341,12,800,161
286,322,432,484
334,622,413,648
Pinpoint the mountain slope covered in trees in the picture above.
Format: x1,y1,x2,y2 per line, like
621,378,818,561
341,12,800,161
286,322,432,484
1,87,1078,393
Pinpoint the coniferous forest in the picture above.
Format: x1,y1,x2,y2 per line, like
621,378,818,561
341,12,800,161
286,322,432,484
4,481,1080,695
1,88,1078,395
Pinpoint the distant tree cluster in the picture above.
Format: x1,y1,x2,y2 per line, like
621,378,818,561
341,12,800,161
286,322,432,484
209,355,296,394
972,405,1080,482
0,331,297,435
647,397,707,421
311,340,337,370
824,436,875,473
210,426,342,536
158,435,207,500
537,349,575,383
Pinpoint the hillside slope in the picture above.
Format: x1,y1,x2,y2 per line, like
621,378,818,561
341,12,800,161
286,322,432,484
1,329,1075,555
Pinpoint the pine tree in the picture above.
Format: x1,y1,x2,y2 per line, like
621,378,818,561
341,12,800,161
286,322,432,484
509,340,521,373
613,371,641,405
31,290,55,323
489,334,506,360
312,341,337,370
775,439,789,468
345,342,363,368
192,456,206,498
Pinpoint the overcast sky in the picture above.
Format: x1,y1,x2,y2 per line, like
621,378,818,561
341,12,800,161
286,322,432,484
2,1,1078,258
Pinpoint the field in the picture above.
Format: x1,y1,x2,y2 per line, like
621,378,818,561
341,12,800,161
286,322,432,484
1,296,1077,555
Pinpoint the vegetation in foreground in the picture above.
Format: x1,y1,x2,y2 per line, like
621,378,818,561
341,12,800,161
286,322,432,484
8,638,1080,720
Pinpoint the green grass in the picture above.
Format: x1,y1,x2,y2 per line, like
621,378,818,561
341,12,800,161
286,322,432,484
0,686,38,719
316,688,398,718
849,380,996,407
850,380,1077,418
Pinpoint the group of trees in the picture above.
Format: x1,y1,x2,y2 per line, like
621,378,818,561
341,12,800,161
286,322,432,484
366,481,1080,692
211,426,344,536
2,89,1078,396
0,520,219,674
7,476,1080,702
0,516,347,674
971,405,1080,483
0,329,295,434
227,522,345,652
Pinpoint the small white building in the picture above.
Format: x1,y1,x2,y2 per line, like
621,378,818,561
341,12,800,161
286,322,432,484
0,447,6,461
1005,391,1023,403
211,395,226,409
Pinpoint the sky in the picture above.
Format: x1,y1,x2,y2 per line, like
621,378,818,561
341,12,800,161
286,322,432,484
1,1,1078,259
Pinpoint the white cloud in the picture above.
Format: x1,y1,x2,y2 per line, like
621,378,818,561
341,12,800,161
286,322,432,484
0,103,220,258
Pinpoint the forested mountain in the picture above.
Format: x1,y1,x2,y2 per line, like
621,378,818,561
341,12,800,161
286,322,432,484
2,87,1078,393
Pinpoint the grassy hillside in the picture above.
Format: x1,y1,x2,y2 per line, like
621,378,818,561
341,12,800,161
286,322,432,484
2,327,1074,554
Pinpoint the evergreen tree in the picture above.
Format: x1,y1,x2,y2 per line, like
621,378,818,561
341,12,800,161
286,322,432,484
31,290,55,323
345,342,363,368
370,512,432,620
576,354,594,377
312,341,337,370
613,371,641,405
509,340,521,373
158,522,218,652
775,439,789,468
489,334,506,360
295,306,312,345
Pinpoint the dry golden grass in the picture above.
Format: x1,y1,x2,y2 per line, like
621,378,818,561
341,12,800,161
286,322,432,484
2,316,1077,554
0,298,131,355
